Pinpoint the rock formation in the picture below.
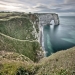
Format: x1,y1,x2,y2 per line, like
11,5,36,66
35,13,59,56
36,13,59,25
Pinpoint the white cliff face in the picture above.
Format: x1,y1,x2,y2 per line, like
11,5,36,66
37,13,59,44
53,14,59,25
35,13,59,56
38,13,59,25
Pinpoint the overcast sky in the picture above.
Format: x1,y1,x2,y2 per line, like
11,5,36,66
0,0,75,16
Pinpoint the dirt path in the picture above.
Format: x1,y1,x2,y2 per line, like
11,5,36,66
0,32,38,42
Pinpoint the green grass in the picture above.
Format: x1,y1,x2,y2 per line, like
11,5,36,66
0,51,35,75
0,33,41,61
0,62,35,75
0,17,36,40
0,13,42,62
0,12,12,16
0,47,75,75
35,47,75,75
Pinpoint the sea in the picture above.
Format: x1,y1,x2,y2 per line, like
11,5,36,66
43,16,75,56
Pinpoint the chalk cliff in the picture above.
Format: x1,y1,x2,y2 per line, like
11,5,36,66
29,13,59,56
35,13,59,56
36,13,59,25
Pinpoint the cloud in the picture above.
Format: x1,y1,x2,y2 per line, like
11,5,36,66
64,0,75,3
0,0,29,12
33,3,48,9
0,0,75,15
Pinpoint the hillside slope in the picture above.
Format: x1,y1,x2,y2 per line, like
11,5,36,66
36,47,75,75
0,17,36,40
0,47,75,75
0,32,42,61
0,13,43,62
0,51,36,75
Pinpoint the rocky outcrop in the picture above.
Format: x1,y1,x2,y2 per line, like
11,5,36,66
36,13,59,25
34,13,59,43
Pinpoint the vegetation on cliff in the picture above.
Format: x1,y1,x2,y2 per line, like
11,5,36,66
36,47,75,75
0,12,42,62
0,47,75,75
0,51,35,75
0,12,75,75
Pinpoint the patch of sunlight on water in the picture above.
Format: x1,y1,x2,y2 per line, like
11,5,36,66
47,34,53,54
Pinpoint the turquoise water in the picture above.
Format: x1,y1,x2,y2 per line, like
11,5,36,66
43,16,75,56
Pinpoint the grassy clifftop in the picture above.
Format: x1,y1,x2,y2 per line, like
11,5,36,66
0,51,35,75
36,47,75,75
0,47,75,75
0,13,43,62
0,33,41,61
0,17,36,40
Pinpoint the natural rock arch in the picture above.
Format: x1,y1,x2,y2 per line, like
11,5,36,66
37,13,59,25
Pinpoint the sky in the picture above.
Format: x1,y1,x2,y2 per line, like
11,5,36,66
0,0,75,16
